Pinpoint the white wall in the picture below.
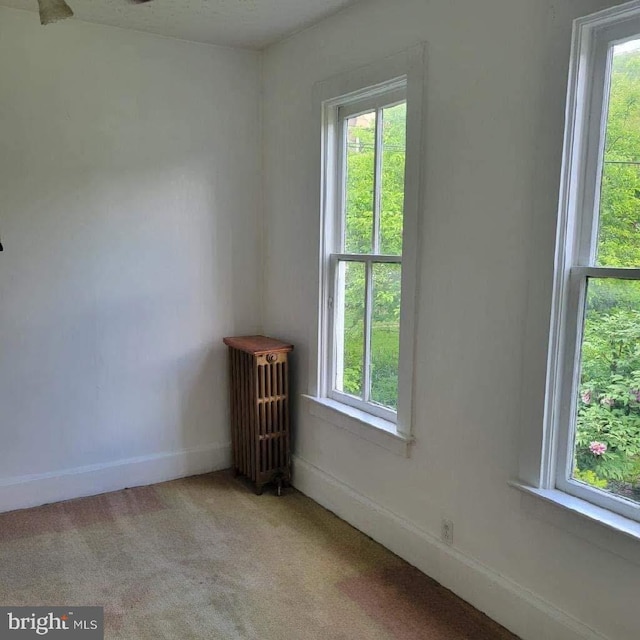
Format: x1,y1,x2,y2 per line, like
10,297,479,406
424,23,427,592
0,7,261,509
262,1,640,639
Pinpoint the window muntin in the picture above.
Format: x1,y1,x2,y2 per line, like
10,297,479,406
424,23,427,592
555,21,640,521
328,89,407,421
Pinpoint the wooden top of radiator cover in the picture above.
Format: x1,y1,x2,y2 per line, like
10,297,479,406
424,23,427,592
223,335,294,355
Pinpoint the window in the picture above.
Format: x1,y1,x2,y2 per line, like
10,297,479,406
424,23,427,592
329,88,406,423
314,47,425,438
550,4,640,522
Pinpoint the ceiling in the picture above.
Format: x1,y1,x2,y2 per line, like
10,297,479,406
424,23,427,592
0,0,360,49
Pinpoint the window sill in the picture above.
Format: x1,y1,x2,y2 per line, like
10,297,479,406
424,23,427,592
302,395,414,457
509,481,640,565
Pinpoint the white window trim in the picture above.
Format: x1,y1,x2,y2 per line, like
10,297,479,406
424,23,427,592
513,0,640,540
303,395,413,457
509,481,640,564
309,45,427,447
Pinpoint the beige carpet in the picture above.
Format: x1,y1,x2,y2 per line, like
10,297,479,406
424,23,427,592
0,471,517,639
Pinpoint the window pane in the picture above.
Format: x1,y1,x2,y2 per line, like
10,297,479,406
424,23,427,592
596,41,640,267
335,261,365,398
380,103,406,256
345,112,376,253
370,263,401,409
572,278,640,505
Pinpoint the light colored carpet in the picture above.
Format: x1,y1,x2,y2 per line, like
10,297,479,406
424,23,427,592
0,471,517,639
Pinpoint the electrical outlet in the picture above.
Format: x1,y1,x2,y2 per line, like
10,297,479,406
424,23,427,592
441,519,454,546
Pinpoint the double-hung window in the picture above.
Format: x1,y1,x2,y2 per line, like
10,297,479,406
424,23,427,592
330,89,406,423
550,3,640,523
315,48,425,438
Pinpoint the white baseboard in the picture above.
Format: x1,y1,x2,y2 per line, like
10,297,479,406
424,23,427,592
0,442,231,513
292,454,610,640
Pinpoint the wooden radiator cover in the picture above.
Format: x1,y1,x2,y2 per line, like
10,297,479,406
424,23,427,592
223,335,293,495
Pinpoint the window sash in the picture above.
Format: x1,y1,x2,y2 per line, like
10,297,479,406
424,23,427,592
337,96,407,255
328,254,401,422
556,269,640,522
575,19,640,268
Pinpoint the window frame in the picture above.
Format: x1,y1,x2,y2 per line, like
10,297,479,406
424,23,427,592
312,46,426,438
547,3,640,523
